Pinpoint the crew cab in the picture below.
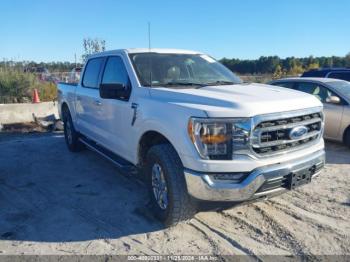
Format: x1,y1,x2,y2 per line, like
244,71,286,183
58,49,325,226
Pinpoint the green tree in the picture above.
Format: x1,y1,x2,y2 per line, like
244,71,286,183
273,64,283,79
307,62,320,70
345,52,350,67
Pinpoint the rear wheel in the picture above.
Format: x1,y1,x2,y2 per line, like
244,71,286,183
63,108,84,152
146,144,197,226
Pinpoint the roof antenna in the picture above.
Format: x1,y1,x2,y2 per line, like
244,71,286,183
148,22,151,50
148,22,152,87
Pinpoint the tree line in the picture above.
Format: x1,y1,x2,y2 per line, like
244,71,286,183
220,53,350,76
0,37,106,73
0,60,81,73
1,52,349,76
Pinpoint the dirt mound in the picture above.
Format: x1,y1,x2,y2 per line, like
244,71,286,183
1,122,47,133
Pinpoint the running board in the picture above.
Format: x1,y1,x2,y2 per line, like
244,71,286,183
79,137,138,175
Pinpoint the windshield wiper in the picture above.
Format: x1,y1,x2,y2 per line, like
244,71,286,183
152,80,236,89
204,80,236,86
162,81,206,87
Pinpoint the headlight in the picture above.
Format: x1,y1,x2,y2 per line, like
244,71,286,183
188,118,252,160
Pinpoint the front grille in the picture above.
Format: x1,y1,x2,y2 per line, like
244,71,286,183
252,111,323,156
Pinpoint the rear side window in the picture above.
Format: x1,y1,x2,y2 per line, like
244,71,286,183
271,82,295,89
328,72,350,81
102,56,129,86
82,58,104,88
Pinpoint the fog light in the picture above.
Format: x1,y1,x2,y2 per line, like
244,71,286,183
210,173,247,183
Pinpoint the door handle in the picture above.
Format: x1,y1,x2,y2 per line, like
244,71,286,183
76,96,82,101
94,100,102,106
131,103,139,126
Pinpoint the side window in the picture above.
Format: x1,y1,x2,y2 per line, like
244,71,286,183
295,82,334,103
102,56,130,86
82,58,104,88
328,72,350,81
271,82,295,89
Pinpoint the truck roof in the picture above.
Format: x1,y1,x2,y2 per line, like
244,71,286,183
126,48,202,54
89,48,203,58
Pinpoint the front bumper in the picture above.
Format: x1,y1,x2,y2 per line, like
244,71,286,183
184,149,325,202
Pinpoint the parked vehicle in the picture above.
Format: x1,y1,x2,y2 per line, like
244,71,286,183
269,77,350,147
68,67,82,83
58,49,325,226
24,66,51,81
302,68,350,82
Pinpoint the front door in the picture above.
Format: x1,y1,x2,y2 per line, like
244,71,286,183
323,103,344,139
97,55,134,156
294,82,344,139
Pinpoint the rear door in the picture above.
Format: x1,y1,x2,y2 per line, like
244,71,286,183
294,82,344,139
75,57,105,141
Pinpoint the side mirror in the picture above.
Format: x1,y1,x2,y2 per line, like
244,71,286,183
326,96,341,105
99,83,129,100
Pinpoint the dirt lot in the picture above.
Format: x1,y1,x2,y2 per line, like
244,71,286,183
0,133,349,257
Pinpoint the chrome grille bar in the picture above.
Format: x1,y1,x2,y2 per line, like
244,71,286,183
254,117,322,133
251,107,323,157
253,131,319,148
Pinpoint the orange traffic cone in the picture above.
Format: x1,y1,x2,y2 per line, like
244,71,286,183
32,89,40,103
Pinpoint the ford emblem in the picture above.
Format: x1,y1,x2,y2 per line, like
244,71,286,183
289,126,308,140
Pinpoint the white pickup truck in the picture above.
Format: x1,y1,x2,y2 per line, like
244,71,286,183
58,49,325,226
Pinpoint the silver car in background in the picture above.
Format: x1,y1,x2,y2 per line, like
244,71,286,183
269,77,350,147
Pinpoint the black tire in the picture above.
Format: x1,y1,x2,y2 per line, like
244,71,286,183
63,108,84,152
146,144,197,226
344,128,350,148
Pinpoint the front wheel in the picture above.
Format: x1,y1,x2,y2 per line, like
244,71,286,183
146,144,197,226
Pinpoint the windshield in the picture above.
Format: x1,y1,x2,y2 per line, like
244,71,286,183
328,81,350,101
129,53,242,88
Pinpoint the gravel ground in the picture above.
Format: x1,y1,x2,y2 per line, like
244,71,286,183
0,133,349,257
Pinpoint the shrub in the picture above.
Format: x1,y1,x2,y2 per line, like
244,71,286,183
0,70,57,103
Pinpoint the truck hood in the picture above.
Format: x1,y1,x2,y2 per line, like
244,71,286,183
149,83,323,117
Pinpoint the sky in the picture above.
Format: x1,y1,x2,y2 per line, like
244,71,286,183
1,0,349,62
